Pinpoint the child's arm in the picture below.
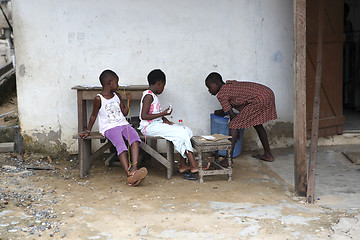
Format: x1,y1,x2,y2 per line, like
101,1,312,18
79,96,101,138
116,92,131,116
227,108,236,120
215,108,236,120
140,94,171,121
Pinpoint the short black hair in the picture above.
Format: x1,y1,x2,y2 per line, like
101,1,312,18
205,72,223,84
147,69,166,85
99,69,117,86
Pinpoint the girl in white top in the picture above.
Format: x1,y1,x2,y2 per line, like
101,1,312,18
139,69,208,174
79,70,146,186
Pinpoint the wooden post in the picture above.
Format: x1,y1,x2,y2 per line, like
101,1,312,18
293,0,307,196
307,0,324,204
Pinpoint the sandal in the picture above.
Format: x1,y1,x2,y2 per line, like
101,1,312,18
127,167,148,186
182,172,198,181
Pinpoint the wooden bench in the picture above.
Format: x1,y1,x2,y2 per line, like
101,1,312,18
73,132,175,179
72,85,175,179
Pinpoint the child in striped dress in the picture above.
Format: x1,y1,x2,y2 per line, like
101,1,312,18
205,72,277,166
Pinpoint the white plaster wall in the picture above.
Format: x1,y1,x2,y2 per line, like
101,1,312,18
12,0,294,152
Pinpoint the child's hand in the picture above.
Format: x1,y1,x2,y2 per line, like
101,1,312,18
125,92,132,101
163,118,174,125
162,108,172,116
79,132,90,138
214,109,224,116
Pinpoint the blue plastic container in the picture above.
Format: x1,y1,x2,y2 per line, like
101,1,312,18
210,113,244,157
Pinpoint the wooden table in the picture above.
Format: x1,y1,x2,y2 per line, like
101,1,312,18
191,136,232,183
72,85,148,178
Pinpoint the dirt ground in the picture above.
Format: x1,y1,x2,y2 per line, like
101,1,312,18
0,149,356,240
1,95,359,239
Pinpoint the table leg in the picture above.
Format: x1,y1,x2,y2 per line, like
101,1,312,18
198,150,204,183
226,149,232,181
214,150,219,161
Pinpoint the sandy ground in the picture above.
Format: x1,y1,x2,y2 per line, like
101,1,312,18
1,95,360,239
1,150,358,240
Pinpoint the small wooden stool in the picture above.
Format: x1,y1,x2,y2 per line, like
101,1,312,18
191,136,232,183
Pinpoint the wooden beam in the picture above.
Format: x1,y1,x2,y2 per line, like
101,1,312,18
293,0,307,196
307,0,324,204
139,142,170,169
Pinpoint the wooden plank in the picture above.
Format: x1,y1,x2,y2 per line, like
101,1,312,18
307,0,324,204
81,90,144,100
74,86,147,100
139,142,170,169
91,141,112,162
73,132,105,139
24,165,55,170
104,152,117,166
307,33,345,43
294,0,308,196
71,85,148,91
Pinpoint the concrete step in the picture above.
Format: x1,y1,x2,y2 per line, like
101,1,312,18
0,142,14,152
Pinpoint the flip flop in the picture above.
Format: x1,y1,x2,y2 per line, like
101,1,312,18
127,167,148,186
182,173,198,181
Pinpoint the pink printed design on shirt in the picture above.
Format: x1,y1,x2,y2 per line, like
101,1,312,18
149,104,155,114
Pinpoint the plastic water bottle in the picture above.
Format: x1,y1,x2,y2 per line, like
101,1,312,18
179,119,185,128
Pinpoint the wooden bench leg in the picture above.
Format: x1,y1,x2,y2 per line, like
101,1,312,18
149,138,157,168
79,138,91,178
166,140,174,179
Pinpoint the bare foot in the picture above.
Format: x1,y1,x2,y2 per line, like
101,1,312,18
178,165,191,173
252,154,274,162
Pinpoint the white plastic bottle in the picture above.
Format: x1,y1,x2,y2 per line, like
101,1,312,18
178,119,184,128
